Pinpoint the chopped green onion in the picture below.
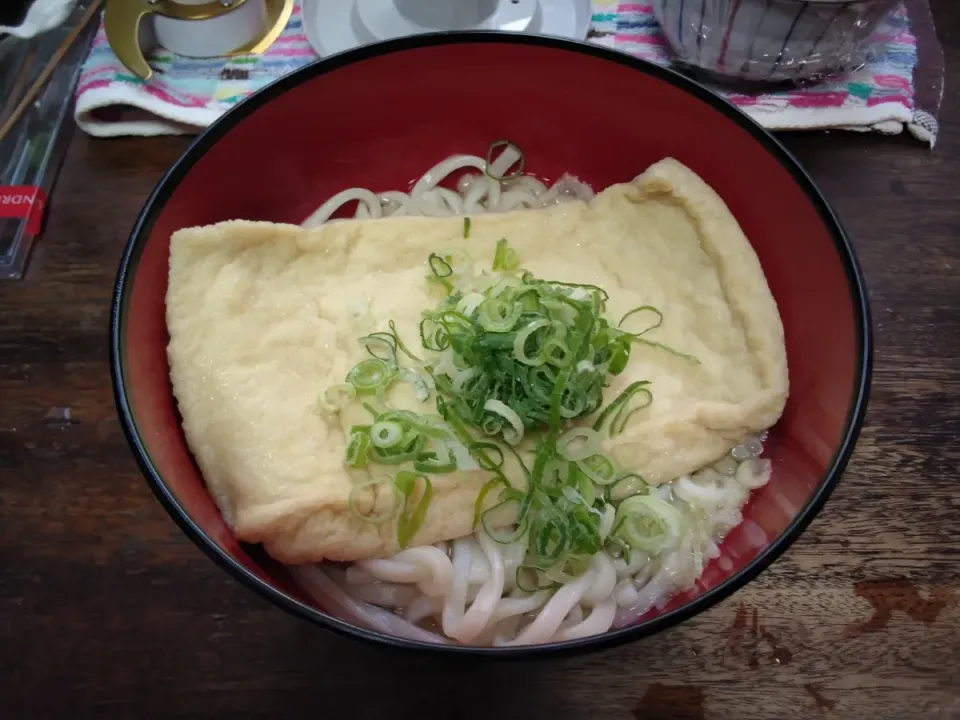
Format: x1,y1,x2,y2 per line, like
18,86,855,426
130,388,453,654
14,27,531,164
512,319,551,367
360,333,399,366
619,305,663,336
541,457,569,490
371,420,404,448
367,440,423,466
577,468,597,506
427,253,455,294
614,494,684,553
420,250,632,444
345,427,371,468
577,453,618,485
597,503,616,541
532,275,609,301
479,492,528,543
484,140,525,181
473,477,505,529
419,317,449,352
488,275,521,295
543,338,572,367
413,452,457,474
394,471,433,548
592,381,653,436
633,337,702,364
389,319,421,362
606,336,632,375
606,473,648,503
477,296,522,332
456,292,485,318
428,253,453,278
492,238,519,272
399,368,432,402
463,216,471,238
440,402,515,492
346,358,396,394
515,567,558,593
557,427,602,462
483,399,524,445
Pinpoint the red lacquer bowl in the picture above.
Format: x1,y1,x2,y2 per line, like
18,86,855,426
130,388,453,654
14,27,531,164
111,33,872,657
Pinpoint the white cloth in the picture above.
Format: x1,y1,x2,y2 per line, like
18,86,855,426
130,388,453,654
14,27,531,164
0,0,77,38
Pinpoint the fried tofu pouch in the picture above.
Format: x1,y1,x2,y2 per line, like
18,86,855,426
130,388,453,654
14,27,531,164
166,159,788,564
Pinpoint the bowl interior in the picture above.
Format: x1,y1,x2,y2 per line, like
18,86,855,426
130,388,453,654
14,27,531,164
114,35,869,652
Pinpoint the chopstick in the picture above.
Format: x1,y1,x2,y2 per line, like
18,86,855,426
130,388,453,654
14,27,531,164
0,41,38,128
0,0,104,145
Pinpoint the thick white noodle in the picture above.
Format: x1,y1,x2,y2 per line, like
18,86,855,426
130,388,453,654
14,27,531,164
554,600,618,642
404,595,444,625
614,577,641,607
289,565,450,644
614,550,650,579
559,604,584,631
356,545,453,597
580,551,618,607
346,581,419,608
441,534,505,643
302,188,382,227
299,146,595,229
612,550,687,627
497,553,611,646
490,590,552,625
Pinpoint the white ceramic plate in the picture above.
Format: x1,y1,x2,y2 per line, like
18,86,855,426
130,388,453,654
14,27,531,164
301,0,591,57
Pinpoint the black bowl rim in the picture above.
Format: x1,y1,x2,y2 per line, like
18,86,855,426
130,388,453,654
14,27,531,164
110,30,873,659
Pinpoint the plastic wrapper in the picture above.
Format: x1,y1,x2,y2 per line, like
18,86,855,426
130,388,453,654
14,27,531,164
0,1,96,280
653,0,900,84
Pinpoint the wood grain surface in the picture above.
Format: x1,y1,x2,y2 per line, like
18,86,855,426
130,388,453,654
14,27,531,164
1,6,959,718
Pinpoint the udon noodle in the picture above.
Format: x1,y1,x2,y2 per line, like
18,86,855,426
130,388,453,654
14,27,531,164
302,143,595,226
290,146,775,646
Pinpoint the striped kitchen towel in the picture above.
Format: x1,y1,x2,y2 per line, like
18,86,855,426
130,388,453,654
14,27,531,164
75,0,943,143
589,0,942,144
75,2,316,136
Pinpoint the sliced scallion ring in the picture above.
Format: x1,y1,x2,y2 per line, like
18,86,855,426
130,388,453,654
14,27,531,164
484,140,525,181
477,296,522,332
483,399,524,445
346,358,396,394
614,494,684,554
359,332,398,367
606,472,648,504
370,420,404,449
556,427,602,462
513,319,550,367
577,453,618,485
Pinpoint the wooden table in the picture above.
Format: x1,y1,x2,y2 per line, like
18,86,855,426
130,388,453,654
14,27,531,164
2,15,958,720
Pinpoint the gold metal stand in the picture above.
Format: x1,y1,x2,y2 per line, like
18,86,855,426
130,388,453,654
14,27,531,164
104,0,293,80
